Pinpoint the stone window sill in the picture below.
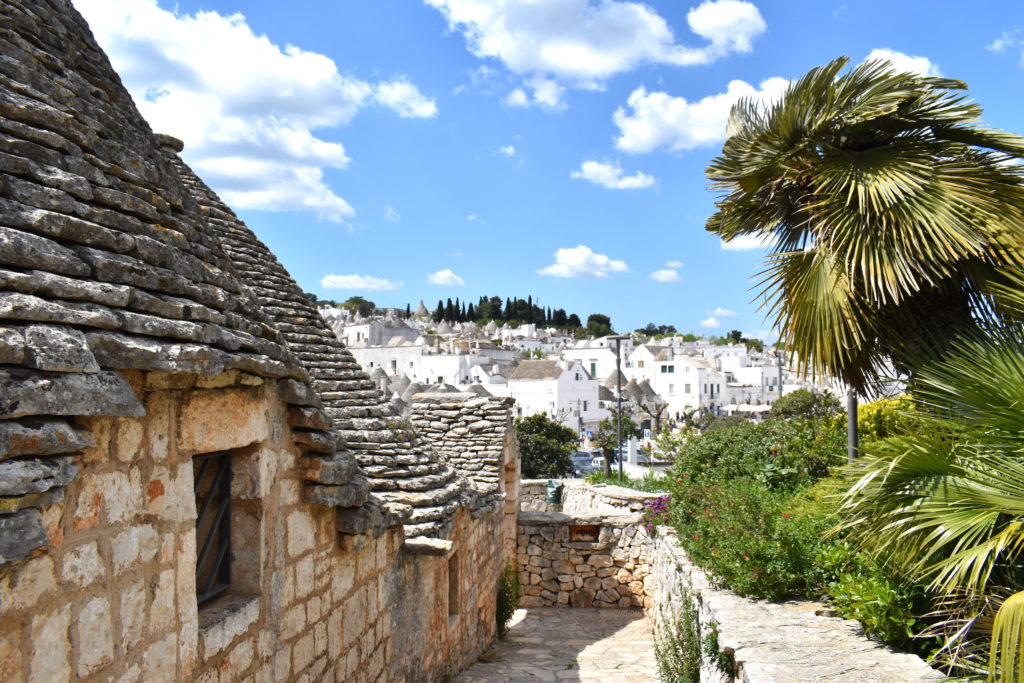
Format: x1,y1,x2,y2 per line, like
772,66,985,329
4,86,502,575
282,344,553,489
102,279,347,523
198,592,260,659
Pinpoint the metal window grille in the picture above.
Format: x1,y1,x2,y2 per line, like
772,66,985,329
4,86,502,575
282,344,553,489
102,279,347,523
194,452,232,604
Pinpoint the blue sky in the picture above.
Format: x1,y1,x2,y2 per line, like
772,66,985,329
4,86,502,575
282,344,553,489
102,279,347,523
74,0,1024,338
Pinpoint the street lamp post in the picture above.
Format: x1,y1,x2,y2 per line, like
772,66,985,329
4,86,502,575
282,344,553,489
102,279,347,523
608,335,629,480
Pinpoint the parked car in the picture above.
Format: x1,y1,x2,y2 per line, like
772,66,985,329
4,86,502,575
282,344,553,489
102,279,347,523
571,450,599,476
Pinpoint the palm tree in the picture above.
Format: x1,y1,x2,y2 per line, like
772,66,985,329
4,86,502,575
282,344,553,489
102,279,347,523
705,56,1024,396
705,56,1024,677
835,331,1024,679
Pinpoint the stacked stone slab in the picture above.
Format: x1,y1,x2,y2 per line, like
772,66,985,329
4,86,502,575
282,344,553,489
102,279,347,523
161,145,469,539
408,392,516,512
517,511,651,609
0,0,337,562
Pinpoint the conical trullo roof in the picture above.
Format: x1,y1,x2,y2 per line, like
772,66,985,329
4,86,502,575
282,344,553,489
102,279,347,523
604,369,626,389
402,382,426,402
415,300,430,317
391,374,412,394
638,379,660,402
624,378,645,402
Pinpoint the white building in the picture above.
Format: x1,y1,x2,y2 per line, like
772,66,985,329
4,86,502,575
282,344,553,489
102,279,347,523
561,336,635,381
491,359,609,435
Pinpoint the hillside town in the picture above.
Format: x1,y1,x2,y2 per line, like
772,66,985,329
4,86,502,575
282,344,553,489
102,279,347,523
321,302,827,452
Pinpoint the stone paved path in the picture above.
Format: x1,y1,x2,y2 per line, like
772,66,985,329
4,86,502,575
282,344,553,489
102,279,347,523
456,608,657,682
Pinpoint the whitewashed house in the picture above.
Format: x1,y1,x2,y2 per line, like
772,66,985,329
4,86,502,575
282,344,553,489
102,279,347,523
490,359,609,435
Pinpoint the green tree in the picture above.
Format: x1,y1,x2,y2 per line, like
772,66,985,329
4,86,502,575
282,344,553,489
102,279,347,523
340,296,375,317
586,313,613,338
567,313,582,329
515,413,578,479
705,56,1024,394
836,333,1024,678
726,329,743,344
770,388,842,419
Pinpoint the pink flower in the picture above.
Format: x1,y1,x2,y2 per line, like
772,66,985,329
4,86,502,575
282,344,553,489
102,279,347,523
783,513,790,518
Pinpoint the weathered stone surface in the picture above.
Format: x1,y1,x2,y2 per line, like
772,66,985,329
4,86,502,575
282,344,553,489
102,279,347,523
0,224,90,277
0,418,93,460
178,386,269,454
336,498,408,535
304,477,370,508
299,452,356,485
292,428,334,454
0,508,48,564
0,456,77,495
0,368,143,419
23,325,99,373
287,405,330,430
0,326,25,364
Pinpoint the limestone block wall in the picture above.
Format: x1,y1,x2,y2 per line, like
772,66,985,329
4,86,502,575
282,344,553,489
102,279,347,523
561,480,663,514
518,479,561,512
0,370,506,683
516,511,652,609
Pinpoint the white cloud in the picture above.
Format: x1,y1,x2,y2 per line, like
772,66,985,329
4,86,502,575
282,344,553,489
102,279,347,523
650,269,681,283
73,0,435,222
466,213,478,221
374,78,439,118
987,31,1019,53
500,145,517,157
707,307,736,317
384,206,400,222
614,77,788,154
865,48,941,77
537,245,628,278
720,233,773,251
427,269,465,286
700,316,721,329
570,161,654,190
321,274,404,291
425,0,765,109
665,260,683,268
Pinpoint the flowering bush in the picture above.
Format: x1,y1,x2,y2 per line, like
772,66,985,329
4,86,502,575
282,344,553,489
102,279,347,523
668,477,828,601
641,495,671,536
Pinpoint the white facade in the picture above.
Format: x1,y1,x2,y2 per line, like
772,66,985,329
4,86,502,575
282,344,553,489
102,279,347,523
491,359,609,435
561,336,634,381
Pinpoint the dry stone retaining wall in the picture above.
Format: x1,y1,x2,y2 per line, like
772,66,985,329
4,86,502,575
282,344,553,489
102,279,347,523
561,480,663,514
516,511,652,609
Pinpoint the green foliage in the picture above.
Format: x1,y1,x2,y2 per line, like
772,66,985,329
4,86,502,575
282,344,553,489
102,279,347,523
584,470,669,493
835,333,1024,677
654,580,702,683
771,389,842,419
665,417,845,493
668,477,827,600
637,323,678,337
586,313,614,337
496,562,520,637
515,413,577,478
702,620,735,676
340,295,375,317
706,56,1024,393
856,395,917,442
829,570,923,648
593,413,642,474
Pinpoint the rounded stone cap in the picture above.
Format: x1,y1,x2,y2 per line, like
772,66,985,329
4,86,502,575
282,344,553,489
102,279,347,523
155,133,184,152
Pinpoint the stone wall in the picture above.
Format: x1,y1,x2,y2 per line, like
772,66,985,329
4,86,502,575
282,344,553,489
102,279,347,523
0,371,508,682
516,511,652,609
518,479,561,512
561,480,663,514
647,528,943,682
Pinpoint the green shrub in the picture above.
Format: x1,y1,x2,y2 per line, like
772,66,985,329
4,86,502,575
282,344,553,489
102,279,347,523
828,571,921,648
669,478,828,600
665,417,844,493
496,562,520,636
654,579,701,683
584,470,669,493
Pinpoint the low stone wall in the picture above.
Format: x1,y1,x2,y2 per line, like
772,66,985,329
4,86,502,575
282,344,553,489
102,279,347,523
518,479,562,512
561,480,663,514
649,528,943,682
516,511,652,609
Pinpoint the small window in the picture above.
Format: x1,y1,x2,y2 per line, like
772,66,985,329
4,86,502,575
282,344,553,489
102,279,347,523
194,452,232,605
448,554,459,616
390,360,397,372
590,362,596,376
583,401,588,411
685,383,691,393
669,384,674,394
